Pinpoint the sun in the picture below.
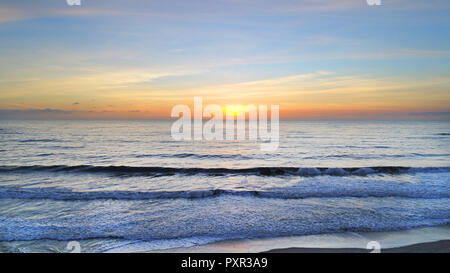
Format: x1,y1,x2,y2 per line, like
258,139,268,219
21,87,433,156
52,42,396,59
225,105,246,116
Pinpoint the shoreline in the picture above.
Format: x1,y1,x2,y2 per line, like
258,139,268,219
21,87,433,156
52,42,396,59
149,224,450,253
1,225,449,253
265,240,450,253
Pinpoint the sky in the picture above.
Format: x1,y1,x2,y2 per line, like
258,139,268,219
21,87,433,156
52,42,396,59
0,0,449,120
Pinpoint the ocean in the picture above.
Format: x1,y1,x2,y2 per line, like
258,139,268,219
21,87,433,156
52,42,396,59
0,120,449,252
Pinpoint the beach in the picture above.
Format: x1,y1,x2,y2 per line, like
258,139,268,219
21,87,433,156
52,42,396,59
265,240,450,253
147,225,450,253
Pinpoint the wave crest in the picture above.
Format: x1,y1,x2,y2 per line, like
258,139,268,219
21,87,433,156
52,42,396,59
0,165,448,177
1,185,449,201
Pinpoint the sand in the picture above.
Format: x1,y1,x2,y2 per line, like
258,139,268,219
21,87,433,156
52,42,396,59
264,240,450,253
147,225,450,253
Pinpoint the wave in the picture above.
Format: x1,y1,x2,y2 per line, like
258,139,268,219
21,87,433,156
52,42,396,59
0,165,448,177
17,139,67,143
2,219,450,245
35,153,55,157
0,128,22,133
135,153,253,160
1,201,449,243
1,185,449,201
303,153,450,160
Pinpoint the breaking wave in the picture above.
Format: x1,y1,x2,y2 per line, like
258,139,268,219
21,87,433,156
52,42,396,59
0,165,448,177
1,183,449,201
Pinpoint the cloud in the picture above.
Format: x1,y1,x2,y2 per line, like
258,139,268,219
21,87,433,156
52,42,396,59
0,4,129,24
1,107,449,120
0,7,30,23
0,108,72,119
409,111,450,116
0,108,153,119
1,0,448,25
72,102,80,105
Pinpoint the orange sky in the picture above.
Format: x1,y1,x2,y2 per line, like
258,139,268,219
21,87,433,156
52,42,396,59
0,1,449,120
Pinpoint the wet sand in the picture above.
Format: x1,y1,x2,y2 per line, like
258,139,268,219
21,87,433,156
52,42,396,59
265,240,450,253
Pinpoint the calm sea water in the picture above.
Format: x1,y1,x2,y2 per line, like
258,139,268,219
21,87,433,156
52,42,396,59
0,120,449,252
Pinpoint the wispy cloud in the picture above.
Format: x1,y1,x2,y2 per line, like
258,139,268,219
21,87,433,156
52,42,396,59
0,0,449,120
0,7,30,23
2,0,448,25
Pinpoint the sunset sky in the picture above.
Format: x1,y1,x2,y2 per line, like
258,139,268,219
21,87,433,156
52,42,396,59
0,0,449,119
